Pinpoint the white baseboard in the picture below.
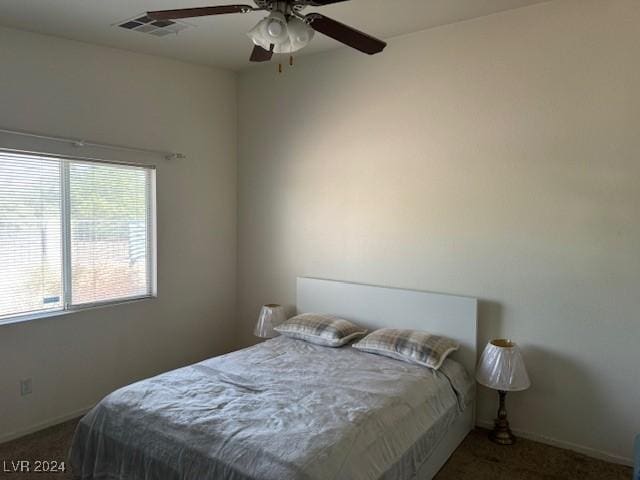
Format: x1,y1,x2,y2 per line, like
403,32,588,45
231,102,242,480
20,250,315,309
0,405,93,445
476,419,633,467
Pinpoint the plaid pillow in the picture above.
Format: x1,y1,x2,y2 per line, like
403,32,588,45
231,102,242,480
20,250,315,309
352,328,459,370
274,313,367,347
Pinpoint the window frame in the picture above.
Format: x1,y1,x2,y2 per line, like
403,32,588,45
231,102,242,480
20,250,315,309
0,149,157,326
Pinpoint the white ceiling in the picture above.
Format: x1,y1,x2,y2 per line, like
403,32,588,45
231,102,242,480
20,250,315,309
0,0,549,71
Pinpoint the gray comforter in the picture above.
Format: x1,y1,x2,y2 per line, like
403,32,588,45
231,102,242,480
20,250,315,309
70,336,473,480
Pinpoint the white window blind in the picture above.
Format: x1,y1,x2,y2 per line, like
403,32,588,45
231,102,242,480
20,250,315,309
0,151,156,322
0,154,62,318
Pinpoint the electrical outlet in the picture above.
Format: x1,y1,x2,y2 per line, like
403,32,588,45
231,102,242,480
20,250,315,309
20,378,32,396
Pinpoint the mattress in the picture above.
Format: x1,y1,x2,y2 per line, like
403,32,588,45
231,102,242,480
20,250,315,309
70,336,474,480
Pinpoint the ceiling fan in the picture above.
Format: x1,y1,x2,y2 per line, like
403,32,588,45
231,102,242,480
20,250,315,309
148,1,387,63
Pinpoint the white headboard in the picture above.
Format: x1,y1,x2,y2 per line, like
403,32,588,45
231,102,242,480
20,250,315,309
297,277,478,375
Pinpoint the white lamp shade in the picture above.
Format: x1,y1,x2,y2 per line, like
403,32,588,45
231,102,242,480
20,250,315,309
254,304,287,339
476,339,531,392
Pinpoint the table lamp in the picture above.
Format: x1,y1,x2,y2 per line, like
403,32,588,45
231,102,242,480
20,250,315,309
476,339,530,445
254,304,287,339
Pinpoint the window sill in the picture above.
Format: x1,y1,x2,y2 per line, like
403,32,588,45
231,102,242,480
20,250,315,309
0,295,157,327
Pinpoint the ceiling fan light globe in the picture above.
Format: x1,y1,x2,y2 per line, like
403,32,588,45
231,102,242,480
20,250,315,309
267,20,283,37
262,11,288,44
247,20,271,50
287,17,315,52
272,39,292,54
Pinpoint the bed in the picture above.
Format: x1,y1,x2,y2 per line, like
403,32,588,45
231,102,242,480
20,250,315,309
70,278,478,480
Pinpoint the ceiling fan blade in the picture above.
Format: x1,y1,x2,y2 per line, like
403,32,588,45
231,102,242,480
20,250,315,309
305,14,386,55
148,5,258,21
250,44,274,62
307,0,350,5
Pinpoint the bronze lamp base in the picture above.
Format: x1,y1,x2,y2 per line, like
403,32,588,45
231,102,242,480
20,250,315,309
489,390,516,445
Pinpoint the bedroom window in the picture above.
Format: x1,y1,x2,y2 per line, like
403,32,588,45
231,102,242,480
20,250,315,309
0,151,156,324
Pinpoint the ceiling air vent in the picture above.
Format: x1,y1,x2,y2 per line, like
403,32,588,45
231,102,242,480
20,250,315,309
115,14,191,37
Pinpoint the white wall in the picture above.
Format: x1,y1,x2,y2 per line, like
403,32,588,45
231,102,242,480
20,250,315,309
0,27,237,440
238,0,640,464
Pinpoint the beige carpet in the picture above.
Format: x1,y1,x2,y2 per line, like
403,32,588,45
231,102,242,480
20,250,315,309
0,419,632,480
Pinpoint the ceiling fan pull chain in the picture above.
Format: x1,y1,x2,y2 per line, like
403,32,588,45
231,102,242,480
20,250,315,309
290,55,294,67
278,63,283,74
